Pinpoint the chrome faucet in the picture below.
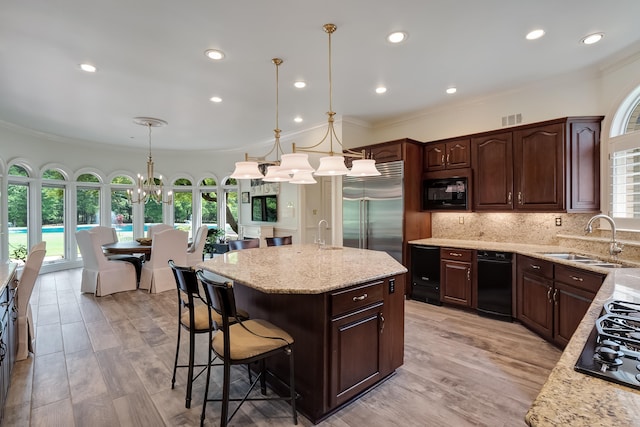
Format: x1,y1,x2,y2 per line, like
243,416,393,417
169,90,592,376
584,214,624,259
316,219,329,248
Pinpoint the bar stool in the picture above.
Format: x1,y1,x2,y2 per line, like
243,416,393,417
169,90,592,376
265,236,292,246
227,238,260,250
168,261,248,408
197,270,297,427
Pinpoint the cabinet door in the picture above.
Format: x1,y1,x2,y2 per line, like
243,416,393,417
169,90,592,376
441,260,471,307
369,143,402,163
445,139,471,169
424,143,446,171
330,304,384,407
567,119,601,212
517,271,553,340
472,132,513,210
553,282,595,348
513,123,564,211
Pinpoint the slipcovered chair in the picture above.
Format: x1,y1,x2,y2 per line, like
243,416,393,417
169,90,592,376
89,226,143,282
168,261,250,408
186,225,208,267
140,229,187,293
147,223,173,239
265,236,292,247
76,230,137,296
15,241,46,361
227,238,260,251
197,270,297,427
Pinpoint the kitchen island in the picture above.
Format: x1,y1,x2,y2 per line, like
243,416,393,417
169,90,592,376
197,244,407,424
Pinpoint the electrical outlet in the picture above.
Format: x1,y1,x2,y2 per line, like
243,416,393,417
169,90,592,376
389,278,395,294
555,217,562,226
459,216,464,224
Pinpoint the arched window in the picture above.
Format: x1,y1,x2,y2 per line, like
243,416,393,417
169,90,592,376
41,168,67,262
76,173,101,230
608,84,640,228
199,177,219,233
222,177,239,237
110,175,134,241
7,164,30,263
173,177,193,236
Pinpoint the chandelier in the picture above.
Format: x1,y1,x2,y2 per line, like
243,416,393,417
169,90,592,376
230,58,291,182
128,117,173,205
280,23,380,180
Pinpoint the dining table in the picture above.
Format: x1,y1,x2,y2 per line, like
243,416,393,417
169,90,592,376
102,241,152,257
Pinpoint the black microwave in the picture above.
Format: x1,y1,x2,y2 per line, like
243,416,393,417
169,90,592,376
423,177,468,210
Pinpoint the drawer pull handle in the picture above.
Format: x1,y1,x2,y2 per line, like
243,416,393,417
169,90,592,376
570,275,584,282
449,252,462,257
530,264,541,270
352,293,368,302
547,287,552,302
379,313,385,334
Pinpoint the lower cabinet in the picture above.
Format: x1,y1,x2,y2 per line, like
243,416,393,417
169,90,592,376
516,255,604,348
440,248,473,307
330,280,385,407
0,279,16,422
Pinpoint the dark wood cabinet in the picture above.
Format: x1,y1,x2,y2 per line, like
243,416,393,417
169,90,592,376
424,138,470,172
0,278,16,423
440,248,473,307
517,256,554,340
471,117,603,212
472,132,513,210
516,255,604,348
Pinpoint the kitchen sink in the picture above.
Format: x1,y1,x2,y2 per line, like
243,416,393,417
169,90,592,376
543,253,630,268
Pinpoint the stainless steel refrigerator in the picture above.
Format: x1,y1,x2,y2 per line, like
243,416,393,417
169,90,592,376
343,161,403,262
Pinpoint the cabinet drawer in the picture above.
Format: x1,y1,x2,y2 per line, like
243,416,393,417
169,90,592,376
554,265,604,294
519,255,553,279
441,248,472,262
331,281,384,317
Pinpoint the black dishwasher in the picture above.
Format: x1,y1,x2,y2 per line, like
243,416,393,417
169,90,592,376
410,245,441,305
476,251,512,321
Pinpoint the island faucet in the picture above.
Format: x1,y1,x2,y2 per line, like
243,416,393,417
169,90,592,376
317,219,329,248
584,214,624,259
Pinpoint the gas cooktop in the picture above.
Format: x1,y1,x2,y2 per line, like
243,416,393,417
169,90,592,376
575,300,640,391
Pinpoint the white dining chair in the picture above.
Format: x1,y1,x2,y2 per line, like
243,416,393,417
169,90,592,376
88,226,143,282
147,223,173,239
15,241,46,360
139,229,188,293
186,225,208,267
76,230,137,296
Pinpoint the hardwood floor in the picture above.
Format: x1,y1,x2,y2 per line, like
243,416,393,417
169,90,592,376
1,269,561,426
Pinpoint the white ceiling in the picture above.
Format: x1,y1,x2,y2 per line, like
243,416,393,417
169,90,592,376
2,0,640,152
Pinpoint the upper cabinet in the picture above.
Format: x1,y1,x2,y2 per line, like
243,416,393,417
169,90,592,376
470,116,603,212
424,138,471,172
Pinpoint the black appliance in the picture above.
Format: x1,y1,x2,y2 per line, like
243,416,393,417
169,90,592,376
575,300,640,391
476,251,512,320
423,177,468,211
410,245,441,305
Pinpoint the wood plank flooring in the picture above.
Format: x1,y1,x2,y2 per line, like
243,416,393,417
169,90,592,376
1,269,561,426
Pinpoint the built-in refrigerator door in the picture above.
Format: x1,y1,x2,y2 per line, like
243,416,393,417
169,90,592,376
364,164,403,262
342,179,364,249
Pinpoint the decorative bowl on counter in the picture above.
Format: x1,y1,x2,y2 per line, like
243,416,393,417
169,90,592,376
135,238,152,245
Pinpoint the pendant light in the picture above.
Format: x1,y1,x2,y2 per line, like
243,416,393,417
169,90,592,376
290,24,379,179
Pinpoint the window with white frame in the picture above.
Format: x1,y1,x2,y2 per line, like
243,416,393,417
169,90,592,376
609,84,640,229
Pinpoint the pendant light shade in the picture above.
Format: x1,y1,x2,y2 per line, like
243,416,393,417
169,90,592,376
289,170,317,184
262,165,291,182
230,161,263,179
278,153,314,174
314,156,350,176
347,159,381,177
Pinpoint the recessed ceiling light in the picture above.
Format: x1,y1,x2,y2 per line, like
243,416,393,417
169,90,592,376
446,87,457,94
294,116,303,123
204,49,225,60
294,81,306,89
210,96,222,103
375,87,387,94
387,31,407,44
79,63,97,73
581,32,604,45
526,29,545,40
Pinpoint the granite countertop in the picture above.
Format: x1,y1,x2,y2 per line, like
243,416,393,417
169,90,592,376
410,238,640,426
197,244,407,294
0,263,17,292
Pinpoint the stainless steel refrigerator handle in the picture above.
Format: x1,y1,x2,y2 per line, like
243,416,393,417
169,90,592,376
363,199,368,249
360,199,365,249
